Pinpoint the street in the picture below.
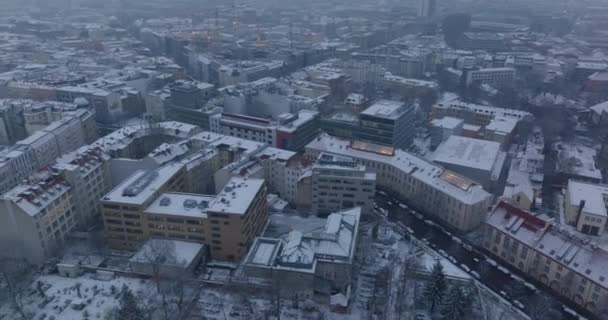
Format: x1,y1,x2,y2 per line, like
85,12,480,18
374,192,591,320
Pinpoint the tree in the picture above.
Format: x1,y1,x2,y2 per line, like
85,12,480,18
423,261,447,313
142,239,178,294
527,295,562,320
0,258,33,320
395,254,421,318
440,286,471,320
115,285,145,320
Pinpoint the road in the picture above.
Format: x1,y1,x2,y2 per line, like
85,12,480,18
374,192,592,320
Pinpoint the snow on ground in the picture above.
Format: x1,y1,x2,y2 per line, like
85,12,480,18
0,274,154,320
418,251,471,280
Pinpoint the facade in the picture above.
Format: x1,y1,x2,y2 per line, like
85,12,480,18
311,153,376,216
306,134,493,232
274,110,319,151
243,207,361,300
565,180,608,236
460,33,506,51
432,136,506,189
100,169,268,261
431,98,532,127
211,113,276,146
100,164,189,250
204,177,268,260
465,67,516,89
357,100,415,149
430,117,464,150
211,110,319,151
482,201,608,317
52,146,111,228
0,175,74,264
484,116,518,147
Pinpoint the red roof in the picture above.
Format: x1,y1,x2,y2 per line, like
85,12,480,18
496,200,548,231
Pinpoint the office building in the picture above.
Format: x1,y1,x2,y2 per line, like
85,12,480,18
101,168,268,261
432,136,506,189
100,164,189,250
430,117,464,150
306,134,492,232
311,153,376,216
357,100,415,149
464,67,516,89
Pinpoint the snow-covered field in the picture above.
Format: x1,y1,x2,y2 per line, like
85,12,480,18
0,274,154,320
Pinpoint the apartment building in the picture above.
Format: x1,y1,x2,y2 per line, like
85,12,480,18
431,98,531,127
0,175,75,264
565,180,608,236
306,134,492,232
52,146,111,228
311,153,376,216
0,147,37,194
100,164,188,250
482,201,608,317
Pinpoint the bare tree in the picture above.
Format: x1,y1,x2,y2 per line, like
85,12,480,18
395,253,421,319
0,258,33,320
139,240,195,320
269,269,284,320
527,295,562,320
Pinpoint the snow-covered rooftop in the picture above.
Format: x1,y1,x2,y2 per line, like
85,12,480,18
360,100,406,120
144,192,215,218
306,134,491,205
208,177,265,215
130,239,204,267
432,136,502,172
567,180,608,217
430,116,464,130
101,163,184,205
555,142,602,181
486,116,518,134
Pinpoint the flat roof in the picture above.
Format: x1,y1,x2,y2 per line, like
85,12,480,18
567,180,608,217
306,134,491,205
144,192,215,218
430,117,464,129
208,177,265,215
432,136,501,172
101,163,183,205
130,239,203,267
486,116,518,134
360,100,406,120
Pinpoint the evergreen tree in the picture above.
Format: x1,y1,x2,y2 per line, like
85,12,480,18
116,285,145,320
440,286,471,320
423,261,447,312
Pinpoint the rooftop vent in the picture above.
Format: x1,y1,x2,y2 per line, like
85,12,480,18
159,197,171,206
